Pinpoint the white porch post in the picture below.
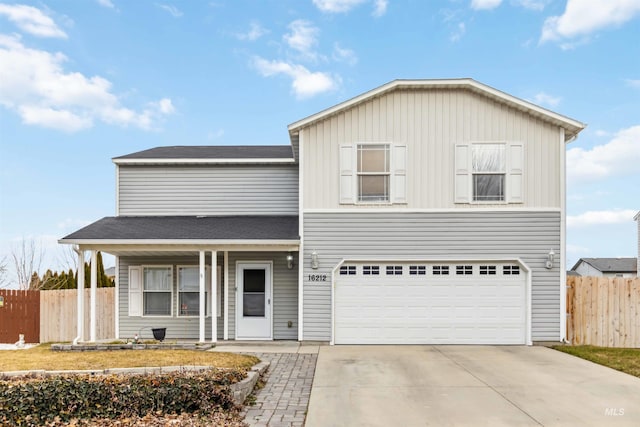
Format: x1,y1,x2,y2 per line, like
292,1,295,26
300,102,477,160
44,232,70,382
223,251,229,340
199,250,205,343
75,248,85,344
211,250,217,342
90,250,97,342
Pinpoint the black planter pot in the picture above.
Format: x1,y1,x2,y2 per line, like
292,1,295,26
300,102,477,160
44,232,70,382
151,328,166,342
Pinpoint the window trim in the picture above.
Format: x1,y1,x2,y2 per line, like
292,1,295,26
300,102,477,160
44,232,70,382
471,142,506,203
142,265,173,318
356,142,391,204
176,265,211,318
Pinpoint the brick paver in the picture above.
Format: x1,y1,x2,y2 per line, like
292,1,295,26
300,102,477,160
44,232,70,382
241,353,318,427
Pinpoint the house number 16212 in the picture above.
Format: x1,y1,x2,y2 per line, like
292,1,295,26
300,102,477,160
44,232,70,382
308,274,327,282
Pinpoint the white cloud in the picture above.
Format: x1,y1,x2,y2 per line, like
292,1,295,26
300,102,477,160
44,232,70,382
514,0,549,11
0,4,67,38
156,3,183,17
567,209,637,227
373,0,388,17
567,125,640,183
532,91,561,107
540,0,640,44
207,129,224,140
313,0,367,13
567,244,590,254
625,78,640,89
450,22,466,42
471,0,502,10
332,43,358,65
252,56,339,98
594,129,610,137
0,34,174,132
97,0,115,9
284,20,320,60
236,21,268,41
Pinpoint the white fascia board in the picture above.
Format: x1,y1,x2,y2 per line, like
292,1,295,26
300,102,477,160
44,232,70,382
287,78,585,140
112,158,296,165
634,211,640,221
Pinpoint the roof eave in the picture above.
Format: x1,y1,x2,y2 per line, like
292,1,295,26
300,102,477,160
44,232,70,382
288,78,586,141
112,158,296,165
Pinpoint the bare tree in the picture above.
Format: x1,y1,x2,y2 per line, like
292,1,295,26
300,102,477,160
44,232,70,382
57,244,79,272
0,255,9,288
11,238,43,290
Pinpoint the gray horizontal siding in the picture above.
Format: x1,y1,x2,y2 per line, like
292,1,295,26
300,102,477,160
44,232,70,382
118,165,298,215
119,252,298,340
227,252,298,340
119,255,224,340
302,211,561,342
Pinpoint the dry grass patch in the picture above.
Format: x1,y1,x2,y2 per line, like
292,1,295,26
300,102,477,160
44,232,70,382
552,345,640,378
0,344,258,372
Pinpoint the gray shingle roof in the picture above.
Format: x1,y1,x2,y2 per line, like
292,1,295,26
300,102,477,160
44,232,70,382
572,257,637,273
61,216,299,241
114,145,293,160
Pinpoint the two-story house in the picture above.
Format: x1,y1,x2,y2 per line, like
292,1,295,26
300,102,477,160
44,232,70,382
60,79,585,345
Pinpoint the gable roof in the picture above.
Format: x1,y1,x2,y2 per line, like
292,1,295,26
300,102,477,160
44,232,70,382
571,257,637,273
634,211,640,221
59,215,299,244
113,145,294,165
288,79,586,141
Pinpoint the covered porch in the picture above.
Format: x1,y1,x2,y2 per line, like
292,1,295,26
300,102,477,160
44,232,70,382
59,215,300,343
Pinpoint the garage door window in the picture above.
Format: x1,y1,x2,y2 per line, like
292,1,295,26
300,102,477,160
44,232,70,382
479,265,497,275
409,265,426,275
456,265,473,275
363,265,380,275
340,265,356,275
503,265,520,275
433,265,450,275
386,266,403,275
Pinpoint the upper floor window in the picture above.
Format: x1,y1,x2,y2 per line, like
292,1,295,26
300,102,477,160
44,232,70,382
455,142,523,204
357,144,390,202
340,143,406,205
472,144,505,202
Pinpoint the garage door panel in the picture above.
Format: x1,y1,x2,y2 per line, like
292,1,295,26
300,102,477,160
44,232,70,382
335,262,526,345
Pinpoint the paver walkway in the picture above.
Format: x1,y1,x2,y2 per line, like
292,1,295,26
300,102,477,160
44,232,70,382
241,352,318,427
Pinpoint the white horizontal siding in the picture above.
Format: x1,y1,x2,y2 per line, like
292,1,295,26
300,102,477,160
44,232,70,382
302,211,561,342
118,165,298,215
302,88,562,210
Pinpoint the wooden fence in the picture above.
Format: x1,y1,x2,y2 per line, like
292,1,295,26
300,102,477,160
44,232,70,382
0,290,40,343
567,276,640,348
40,288,115,343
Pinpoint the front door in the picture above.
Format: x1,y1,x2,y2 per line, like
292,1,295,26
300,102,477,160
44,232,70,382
236,262,272,340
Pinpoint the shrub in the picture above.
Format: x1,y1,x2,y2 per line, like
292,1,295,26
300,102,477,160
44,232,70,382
0,369,245,426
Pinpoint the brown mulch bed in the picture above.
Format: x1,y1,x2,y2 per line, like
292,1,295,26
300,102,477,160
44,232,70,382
40,409,247,426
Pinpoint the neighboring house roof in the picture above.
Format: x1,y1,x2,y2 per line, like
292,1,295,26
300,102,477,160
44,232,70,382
113,145,295,165
566,270,580,277
104,266,115,277
59,215,299,243
570,257,637,273
288,78,586,141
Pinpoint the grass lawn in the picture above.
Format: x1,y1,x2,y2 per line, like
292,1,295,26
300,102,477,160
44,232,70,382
552,345,640,378
0,344,259,372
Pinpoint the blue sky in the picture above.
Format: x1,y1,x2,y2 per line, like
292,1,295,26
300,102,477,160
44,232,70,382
0,0,639,285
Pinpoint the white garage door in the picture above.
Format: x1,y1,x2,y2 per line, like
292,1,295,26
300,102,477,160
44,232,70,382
334,262,526,344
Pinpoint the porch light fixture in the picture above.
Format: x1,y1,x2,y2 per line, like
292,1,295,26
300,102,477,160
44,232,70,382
545,249,555,269
286,253,294,270
311,251,319,270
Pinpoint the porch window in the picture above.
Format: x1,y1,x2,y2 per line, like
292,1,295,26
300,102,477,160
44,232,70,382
177,266,208,316
143,266,172,316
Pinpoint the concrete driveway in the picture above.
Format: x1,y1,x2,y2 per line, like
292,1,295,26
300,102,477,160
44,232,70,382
305,346,640,427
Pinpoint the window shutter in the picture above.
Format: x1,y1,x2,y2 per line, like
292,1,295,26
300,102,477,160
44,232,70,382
339,145,355,204
454,143,470,203
508,142,524,203
392,144,407,203
128,266,142,316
